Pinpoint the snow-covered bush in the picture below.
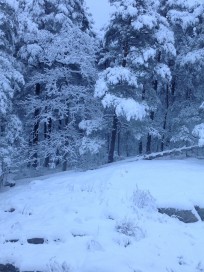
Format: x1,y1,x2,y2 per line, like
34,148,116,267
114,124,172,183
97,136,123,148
87,239,104,251
47,261,71,272
114,236,132,248
115,218,145,240
131,187,156,211
193,124,204,147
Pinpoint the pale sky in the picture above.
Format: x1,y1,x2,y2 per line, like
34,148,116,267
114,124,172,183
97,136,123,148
85,0,111,31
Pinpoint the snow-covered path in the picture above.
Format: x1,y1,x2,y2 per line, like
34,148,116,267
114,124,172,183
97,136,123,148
0,159,204,272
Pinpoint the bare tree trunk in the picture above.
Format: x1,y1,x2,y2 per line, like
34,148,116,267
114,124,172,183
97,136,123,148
161,84,169,151
32,83,41,168
161,113,167,152
126,131,130,157
44,117,52,167
146,134,152,154
108,113,118,163
146,111,155,154
62,103,70,171
117,130,120,157
139,141,143,154
62,158,68,171
139,87,146,155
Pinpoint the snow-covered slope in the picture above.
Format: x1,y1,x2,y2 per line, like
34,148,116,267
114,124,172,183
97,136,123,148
0,159,204,272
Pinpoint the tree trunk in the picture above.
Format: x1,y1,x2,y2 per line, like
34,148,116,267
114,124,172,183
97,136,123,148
126,131,130,157
108,113,118,163
44,117,52,167
146,134,152,154
161,113,167,152
161,84,169,151
122,40,128,67
62,158,68,171
32,83,41,168
146,111,154,154
62,103,70,170
139,86,146,155
143,145,199,160
117,130,120,157
139,141,143,154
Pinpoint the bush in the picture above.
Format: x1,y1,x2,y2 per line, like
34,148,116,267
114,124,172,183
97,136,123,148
131,187,156,211
47,261,71,272
115,218,145,241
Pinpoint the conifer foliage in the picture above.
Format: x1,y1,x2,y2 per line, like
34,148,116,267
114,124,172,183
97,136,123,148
18,0,99,170
0,0,24,178
95,0,176,161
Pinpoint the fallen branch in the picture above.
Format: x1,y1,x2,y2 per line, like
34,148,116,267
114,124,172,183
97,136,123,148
143,145,200,160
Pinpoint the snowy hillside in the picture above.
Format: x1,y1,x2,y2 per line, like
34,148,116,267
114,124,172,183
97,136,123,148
0,159,204,272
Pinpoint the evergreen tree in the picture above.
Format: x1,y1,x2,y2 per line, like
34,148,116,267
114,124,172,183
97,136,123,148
95,0,175,162
17,0,101,170
0,0,24,180
161,0,204,150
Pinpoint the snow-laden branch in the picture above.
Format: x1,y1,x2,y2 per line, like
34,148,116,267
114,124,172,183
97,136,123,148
143,145,200,160
127,145,200,161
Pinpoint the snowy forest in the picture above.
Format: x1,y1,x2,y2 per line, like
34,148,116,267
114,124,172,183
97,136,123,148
1,0,204,181
1,1,204,271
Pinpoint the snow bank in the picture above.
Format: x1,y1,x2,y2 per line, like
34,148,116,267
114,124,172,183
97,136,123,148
0,159,204,272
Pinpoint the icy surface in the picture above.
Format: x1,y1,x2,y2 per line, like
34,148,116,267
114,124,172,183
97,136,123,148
0,159,204,271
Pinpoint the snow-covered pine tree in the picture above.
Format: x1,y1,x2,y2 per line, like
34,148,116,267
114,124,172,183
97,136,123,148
18,0,101,170
95,0,175,162
161,0,204,151
0,0,24,182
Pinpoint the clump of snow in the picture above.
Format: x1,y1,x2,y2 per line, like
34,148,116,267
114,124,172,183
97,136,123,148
95,67,138,99
200,101,204,110
155,24,176,56
181,48,204,65
109,96,147,121
154,63,172,81
168,10,198,30
94,76,108,98
143,47,157,62
167,0,201,10
130,47,157,66
95,66,147,121
79,137,104,155
193,123,204,147
79,119,103,136
111,0,139,19
132,13,158,30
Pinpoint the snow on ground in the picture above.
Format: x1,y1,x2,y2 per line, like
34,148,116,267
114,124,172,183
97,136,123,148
0,159,204,272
